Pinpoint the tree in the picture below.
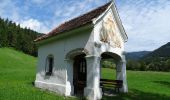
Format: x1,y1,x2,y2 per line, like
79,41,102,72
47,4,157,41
165,59,170,71
0,17,42,56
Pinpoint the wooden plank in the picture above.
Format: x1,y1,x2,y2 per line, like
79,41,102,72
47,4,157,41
100,79,123,94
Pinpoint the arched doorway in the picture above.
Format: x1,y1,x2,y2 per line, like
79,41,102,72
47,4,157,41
101,53,117,80
100,52,122,95
101,52,121,75
73,54,87,95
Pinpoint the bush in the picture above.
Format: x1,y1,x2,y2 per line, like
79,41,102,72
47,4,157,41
139,61,147,71
101,60,116,69
165,59,170,71
127,60,141,70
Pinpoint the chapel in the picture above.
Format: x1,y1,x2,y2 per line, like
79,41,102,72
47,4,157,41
34,1,128,100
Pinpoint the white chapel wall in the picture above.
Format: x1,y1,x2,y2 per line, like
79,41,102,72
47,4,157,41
35,29,92,94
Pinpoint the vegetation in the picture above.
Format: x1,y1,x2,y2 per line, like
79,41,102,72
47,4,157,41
145,42,170,58
101,68,170,100
0,17,42,56
126,57,170,72
1,48,170,100
101,59,116,69
0,48,76,100
126,42,170,72
126,51,151,60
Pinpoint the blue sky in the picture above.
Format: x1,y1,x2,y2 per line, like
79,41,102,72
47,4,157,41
0,0,170,52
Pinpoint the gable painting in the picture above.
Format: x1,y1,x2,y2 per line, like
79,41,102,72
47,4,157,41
100,13,122,48
34,1,128,100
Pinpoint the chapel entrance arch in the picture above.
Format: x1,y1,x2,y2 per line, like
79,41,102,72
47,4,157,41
65,48,87,95
73,53,87,95
100,52,122,94
65,48,88,96
101,52,121,77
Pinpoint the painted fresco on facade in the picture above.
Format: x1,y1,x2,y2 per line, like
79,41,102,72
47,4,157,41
100,13,122,48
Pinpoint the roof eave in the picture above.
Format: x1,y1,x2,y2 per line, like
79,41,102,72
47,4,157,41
92,2,112,25
112,1,128,42
35,23,93,46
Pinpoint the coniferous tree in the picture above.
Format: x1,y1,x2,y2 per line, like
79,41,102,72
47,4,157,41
0,17,43,56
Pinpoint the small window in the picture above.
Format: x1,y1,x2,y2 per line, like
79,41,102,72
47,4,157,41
45,55,54,76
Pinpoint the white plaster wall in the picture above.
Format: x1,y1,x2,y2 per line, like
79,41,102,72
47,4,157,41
35,29,92,95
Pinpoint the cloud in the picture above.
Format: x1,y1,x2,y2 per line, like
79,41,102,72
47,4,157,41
0,0,20,21
20,18,49,33
116,0,170,51
51,0,107,32
0,0,170,52
0,0,50,33
31,0,45,4
0,0,107,33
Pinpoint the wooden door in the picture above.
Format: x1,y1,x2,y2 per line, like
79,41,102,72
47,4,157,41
73,54,86,95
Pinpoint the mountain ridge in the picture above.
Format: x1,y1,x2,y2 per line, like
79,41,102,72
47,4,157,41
126,51,151,60
143,42,170,58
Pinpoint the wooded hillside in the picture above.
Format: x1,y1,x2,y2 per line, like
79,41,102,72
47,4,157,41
126,42,170,71
0,17,42,56
144,42,170,58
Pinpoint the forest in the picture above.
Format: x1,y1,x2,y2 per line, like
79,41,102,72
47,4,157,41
127,57,170,71
0,17,42,56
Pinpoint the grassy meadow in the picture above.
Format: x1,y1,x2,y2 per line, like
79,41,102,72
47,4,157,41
0,48,75,100
101,68,170,100
0,48,170,100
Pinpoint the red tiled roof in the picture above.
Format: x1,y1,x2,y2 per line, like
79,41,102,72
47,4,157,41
35,2,111,42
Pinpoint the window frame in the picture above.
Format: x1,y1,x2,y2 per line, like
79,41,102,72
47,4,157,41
45,55,54,76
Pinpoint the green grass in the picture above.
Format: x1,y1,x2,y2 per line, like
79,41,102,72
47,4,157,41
0,48,76,100
0,48,170,100
101,68,170,100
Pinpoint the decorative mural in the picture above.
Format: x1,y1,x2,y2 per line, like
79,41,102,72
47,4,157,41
100,13,122,48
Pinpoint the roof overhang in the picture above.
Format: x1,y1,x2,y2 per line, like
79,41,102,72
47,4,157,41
35,23,93,46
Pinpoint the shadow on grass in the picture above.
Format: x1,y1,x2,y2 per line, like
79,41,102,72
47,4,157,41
31,81,35,86
154,81,170,88
102,89,170,100
29,81,170,100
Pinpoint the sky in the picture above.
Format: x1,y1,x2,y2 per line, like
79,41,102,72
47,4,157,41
0,0,170,52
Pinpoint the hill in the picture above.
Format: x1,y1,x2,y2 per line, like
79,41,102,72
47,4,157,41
126,51,151,60
126,42,170,72
0,17,43,56
0,48,74,100
144,42,170,58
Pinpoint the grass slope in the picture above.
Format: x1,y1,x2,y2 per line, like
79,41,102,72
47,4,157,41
0,48,170,100
0,48,75,100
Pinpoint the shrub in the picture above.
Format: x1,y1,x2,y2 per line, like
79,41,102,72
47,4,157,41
101,60,116,69
127,60,141,70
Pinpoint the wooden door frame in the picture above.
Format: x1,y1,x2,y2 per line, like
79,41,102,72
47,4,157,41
73,54,87,95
